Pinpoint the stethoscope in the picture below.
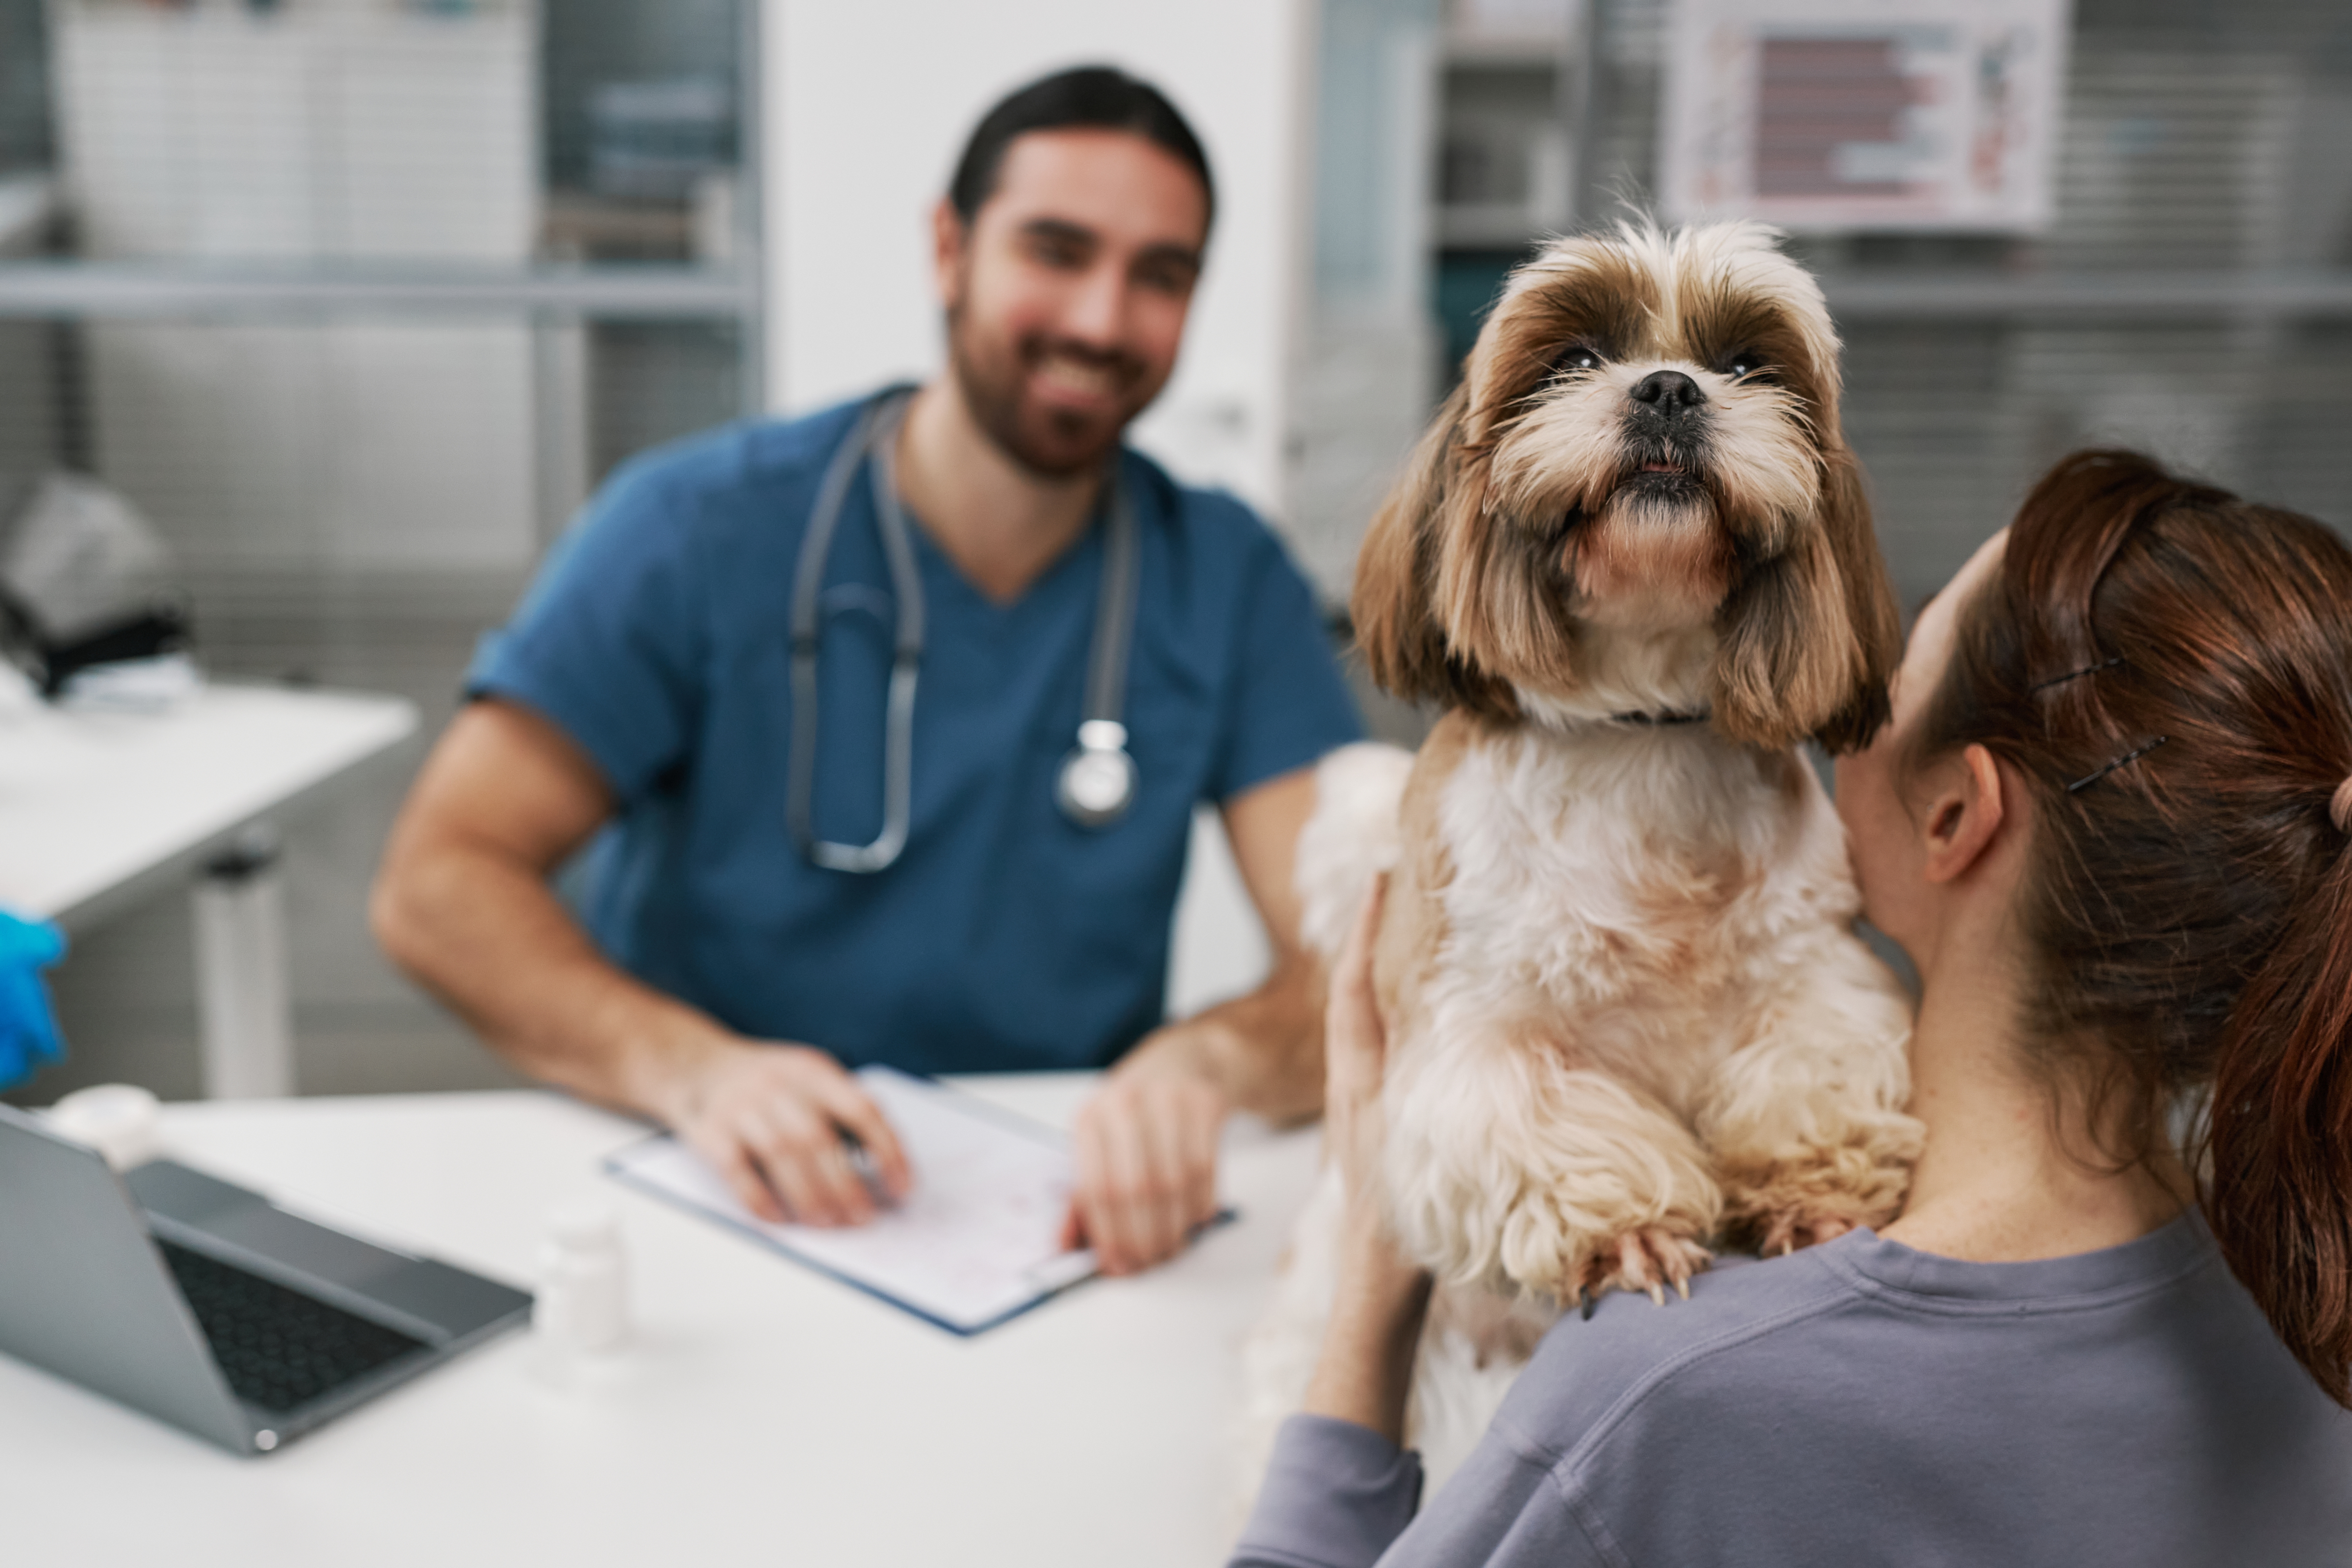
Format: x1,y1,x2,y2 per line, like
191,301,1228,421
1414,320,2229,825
786,387,1141,874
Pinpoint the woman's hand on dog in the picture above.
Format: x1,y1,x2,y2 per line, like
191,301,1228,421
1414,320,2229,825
1302,876,1435,1443
1324,877,1398,1223
1326,875,1424,1289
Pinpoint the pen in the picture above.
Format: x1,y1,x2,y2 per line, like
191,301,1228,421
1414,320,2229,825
838,1128,898,1211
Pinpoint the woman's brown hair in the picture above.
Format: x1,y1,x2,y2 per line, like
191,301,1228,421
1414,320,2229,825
1907,449,2352,1404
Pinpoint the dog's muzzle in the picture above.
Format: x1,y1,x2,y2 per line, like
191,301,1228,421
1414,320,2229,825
1616,372,1712,503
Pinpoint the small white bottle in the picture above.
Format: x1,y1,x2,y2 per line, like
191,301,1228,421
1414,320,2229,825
47,1083,164,1170
534,1202,629,1365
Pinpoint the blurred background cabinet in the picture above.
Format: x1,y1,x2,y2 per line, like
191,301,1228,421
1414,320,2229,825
6,0,2351,1104
1289,0,2352,616
58,1,542,575
1,0,758,1104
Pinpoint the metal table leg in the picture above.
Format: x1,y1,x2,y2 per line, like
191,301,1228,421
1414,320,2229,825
191,824,295,1099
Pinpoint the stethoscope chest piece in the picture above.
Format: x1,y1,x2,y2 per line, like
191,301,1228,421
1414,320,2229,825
1057,719,1137,828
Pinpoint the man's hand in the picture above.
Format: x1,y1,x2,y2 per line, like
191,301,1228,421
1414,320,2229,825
661,1042,912,1227
1063,1045,1227,1275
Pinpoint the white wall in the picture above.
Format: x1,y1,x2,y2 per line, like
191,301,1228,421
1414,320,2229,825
764,0,1313,520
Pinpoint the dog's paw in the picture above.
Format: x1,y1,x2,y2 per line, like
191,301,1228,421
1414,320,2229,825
1479,1142,1722,1310
1555,1225,1712,1315
1720,1125,1921,1258
1749,1208,1854,1257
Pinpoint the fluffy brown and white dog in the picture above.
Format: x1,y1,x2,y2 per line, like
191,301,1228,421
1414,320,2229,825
1242,219,1924,1494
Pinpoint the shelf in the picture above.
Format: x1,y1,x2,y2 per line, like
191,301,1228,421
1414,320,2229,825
0,261,758,321
1437,204,1563,248
1424,252,2352,322
1816,270,2352,321
1441,32,1571,65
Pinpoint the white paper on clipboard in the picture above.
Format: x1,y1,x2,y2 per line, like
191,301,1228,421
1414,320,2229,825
603,1066,1100,1335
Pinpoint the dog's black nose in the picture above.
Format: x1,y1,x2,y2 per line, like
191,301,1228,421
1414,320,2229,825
1630,370,1704,412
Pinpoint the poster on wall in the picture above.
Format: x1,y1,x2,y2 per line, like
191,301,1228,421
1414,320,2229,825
1659,0,2071,232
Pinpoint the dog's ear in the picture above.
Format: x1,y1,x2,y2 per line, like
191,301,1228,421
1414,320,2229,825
1709,441,1900,752
1351,383,1516,718
1809,443,1902,752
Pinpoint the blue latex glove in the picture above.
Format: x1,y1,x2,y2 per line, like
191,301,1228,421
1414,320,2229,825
0,909,67,1091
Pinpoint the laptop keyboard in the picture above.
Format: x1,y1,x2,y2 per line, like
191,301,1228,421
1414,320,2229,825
158,1239,430,1413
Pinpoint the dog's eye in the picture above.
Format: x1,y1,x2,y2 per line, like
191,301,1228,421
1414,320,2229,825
1723,351,1770,380
1550,344,1603,376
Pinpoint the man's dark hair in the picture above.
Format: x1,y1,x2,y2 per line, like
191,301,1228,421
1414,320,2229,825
947,65,1214,233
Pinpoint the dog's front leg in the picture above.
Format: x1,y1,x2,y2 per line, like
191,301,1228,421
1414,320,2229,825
1382,1019,1721,1310
1696,929,1924,1254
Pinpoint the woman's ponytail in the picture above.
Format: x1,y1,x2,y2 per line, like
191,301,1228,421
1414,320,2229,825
1905,449,2352,1408
2206,840,2352,1405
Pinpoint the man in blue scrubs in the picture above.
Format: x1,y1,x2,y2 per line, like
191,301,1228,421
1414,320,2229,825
373,68,1362,1275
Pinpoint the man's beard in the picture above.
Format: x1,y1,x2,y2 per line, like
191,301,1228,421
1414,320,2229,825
946,304,1160,478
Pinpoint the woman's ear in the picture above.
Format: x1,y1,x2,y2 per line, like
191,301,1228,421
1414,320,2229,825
1921,743,2009,885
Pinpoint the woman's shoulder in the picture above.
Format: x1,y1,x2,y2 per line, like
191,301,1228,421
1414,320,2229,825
1487,1244,1869,1471
1471,1218,2352,1567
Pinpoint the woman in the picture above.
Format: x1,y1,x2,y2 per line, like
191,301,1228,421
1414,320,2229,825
1233,450,2352,1566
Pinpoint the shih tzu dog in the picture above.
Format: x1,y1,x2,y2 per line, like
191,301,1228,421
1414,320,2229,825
1243,219,1924,1494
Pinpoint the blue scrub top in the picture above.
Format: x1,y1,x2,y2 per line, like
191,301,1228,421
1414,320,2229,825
467,392,1363,1074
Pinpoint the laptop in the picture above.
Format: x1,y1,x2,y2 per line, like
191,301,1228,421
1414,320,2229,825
0,1102,533,1456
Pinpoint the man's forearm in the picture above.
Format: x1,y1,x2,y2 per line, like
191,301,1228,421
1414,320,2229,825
371,836,726,1120
1135,954,1324,1124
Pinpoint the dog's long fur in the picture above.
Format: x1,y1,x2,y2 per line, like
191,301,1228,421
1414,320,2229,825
1242,220,1923,1500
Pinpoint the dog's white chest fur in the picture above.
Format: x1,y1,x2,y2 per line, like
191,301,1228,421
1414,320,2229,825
1358,716,1916,1307
1425,722,1857,1110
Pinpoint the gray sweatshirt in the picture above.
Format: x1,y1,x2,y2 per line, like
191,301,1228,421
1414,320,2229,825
1232,1215,2352,1567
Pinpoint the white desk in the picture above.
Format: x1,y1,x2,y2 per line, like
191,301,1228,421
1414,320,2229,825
0,1075,1322,1567
0,681,417,1097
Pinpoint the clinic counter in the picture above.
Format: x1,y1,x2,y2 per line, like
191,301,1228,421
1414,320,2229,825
0,1076,1322,1567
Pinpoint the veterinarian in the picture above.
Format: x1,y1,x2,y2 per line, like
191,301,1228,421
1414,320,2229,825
1233,450,2352,1564
371,66,1360,1276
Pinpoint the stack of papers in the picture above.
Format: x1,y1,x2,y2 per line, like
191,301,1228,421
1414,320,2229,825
604,1067,1099,1335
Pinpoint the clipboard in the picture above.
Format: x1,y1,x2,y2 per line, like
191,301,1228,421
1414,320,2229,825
603,1066,1233,1336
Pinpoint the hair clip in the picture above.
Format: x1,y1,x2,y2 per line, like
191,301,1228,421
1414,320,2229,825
2031,656,2124,694
2066,736,2169,794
